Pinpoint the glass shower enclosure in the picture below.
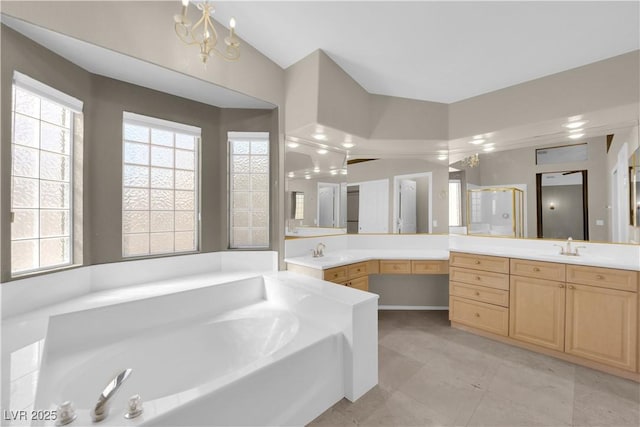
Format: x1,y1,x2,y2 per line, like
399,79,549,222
467,187,524,238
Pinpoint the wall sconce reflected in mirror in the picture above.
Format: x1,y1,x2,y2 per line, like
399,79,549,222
549,202,556,210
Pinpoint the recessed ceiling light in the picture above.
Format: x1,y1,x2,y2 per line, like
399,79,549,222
483,145,495,152
330,169,338,175
437,155,448,160
342,142,355,149
469,139,485,145
317,149,328,154
564,121,586,129
287,172,294,178
304,175,311,180
340,169,347,175
313,167,320,173
312,133,328,141
568,133,584,139
287,142,299,148
569,128,583,133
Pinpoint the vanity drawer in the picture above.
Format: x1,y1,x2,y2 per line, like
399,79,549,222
348,262,369,279
412,260,449,275
450,281,509,307
379,260,411,274
324,266,348,283
510,259,565,281
450,296,509,336
566,265,638,292
449,252,509,274
449,267,509,290
346,275,369,292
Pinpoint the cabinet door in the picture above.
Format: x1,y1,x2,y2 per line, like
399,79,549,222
509,276,566,351
565,284,637,372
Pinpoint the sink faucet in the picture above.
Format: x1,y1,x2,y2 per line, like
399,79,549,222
553,237,586,256
312,243,326,257
91,369,132,422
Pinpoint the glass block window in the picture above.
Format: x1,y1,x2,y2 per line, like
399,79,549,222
294,192,305,220
10,73,83,276
122,112,200,257
229,132,270,248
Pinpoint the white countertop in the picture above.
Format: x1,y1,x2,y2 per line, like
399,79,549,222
449,246,639,271
285,245,639,271
285,249,450,270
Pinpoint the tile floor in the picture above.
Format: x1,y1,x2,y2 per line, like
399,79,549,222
309,310,640,427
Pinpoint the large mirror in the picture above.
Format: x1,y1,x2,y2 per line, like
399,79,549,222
284,138,348,237
346,157,449,234
449,125,640,244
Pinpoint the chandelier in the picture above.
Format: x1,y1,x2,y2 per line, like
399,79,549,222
462,153,479,168
173,0,240,64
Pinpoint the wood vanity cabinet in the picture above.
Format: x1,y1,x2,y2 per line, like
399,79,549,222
324,261,370,291
449,252,510,336
509,260,566,351
450,252,640,378
509,260,638,372
565,267,638,372
411,260,449,275
379,260,411,274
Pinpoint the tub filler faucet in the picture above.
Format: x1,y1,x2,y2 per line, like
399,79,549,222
91,368,132,422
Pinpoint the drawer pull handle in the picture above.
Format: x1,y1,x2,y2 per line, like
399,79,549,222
475,313,480,317
596,274,604,280
558,284,564,288
333,273,338,278
475,291,480,296
533,267,540,272
474,260,481,265
475,276,481,280
568,285,575,289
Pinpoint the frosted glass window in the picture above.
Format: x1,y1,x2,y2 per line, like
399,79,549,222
10,84,77,275
122,113,199,257
229,134,269,248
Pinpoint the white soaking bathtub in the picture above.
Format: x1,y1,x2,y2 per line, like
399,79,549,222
31,273,377,426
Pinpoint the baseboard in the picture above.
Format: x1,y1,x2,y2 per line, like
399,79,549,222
378,305,449,310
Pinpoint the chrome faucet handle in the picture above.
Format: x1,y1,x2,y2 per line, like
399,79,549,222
124,394,143,419
56,401,77,426
92,368,132,422
574,246,587,255
552,244,564,254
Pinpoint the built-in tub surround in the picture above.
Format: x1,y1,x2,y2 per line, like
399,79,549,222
2,255,377,426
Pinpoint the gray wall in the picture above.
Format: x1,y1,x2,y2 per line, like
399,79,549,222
1,25,278,280
541,185,585,239
448,51,640,139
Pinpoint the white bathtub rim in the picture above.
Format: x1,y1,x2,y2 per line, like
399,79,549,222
35,300,342,426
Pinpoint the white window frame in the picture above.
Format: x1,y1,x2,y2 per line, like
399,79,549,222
10,72,83,276
121,112,201,258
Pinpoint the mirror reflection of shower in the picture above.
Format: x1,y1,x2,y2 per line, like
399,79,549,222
536,170,588,240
